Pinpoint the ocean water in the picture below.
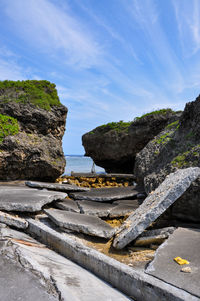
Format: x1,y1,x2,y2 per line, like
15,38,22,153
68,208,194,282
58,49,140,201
64,155,105,175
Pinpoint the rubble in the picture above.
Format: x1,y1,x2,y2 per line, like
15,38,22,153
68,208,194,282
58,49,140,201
55,199,80,213
0,186,67,212
0,210,28,229
26,181,90,192
113,168,200,249
44,209,115,239
69,186,139,202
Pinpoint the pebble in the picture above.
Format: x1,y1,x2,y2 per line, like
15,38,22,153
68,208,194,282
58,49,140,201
181,267,192,273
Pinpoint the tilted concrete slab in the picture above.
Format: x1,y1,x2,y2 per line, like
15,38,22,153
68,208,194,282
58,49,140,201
0,227,130,301
55,199,80,213
69,186,138,202
0,210,28,229
26,217,199,301
26,181,90,192
44,208,115,239
0,185,67,212
113,168,200,249
146,227,200,298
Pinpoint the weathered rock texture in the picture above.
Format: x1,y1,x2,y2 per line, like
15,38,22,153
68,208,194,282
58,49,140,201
82,110,181,173
135,95,200,193
0,80,67,181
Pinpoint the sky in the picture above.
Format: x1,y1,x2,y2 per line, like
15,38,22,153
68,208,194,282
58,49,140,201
0,0,200,154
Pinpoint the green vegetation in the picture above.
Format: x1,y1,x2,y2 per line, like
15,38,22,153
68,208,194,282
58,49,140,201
134,108,175,121
0,113,19,143
166,120,179,129
0,80,61,110
90,120,131,134
154,130,174,145
171,145,200,168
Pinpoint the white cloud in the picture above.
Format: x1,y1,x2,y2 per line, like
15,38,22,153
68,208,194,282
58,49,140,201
173,0,200,56
0,58,25,80
3,0,102,68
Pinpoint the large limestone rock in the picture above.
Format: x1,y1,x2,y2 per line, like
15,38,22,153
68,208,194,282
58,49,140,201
135,95,200,194
82,110,181,173
0,80,67,181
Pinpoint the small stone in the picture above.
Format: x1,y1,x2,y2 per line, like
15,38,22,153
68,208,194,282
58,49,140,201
181,267,192,273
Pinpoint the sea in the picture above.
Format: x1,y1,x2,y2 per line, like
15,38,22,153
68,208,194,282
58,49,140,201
64,155,105,175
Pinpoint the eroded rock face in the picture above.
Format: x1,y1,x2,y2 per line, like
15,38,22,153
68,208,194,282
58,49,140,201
0,80,67,181
82,110,181,173
135,95,200,193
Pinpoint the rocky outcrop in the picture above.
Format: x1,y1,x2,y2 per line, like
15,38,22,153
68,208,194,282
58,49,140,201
0,80,67,181
134,95,200,193
82,110,181,173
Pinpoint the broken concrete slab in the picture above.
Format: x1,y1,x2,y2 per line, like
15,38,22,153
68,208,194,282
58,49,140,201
109,204,136,218
44,209,115,239
0,211,28,229
0,227,130,301
0,185,67,212
26,181,90,192
113,168,200,249
146,227,200,298
69,186,139,202
133,234,167,247
132,227,176,247
113,199,142,207
55,199,80,213
26,217,199,301
76,200,138,218
140,227,176,238
76,200,116,217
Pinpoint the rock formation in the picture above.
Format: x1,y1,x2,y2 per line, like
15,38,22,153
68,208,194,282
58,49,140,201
134,94,200,193
82,109,181,173
0,80,67,181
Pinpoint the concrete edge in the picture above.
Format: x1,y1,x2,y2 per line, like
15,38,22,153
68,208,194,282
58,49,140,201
26,218,199,301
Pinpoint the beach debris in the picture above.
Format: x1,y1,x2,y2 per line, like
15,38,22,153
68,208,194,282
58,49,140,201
181,267,192,273
174,257,189,265
44,208,115,239
113,167,200,249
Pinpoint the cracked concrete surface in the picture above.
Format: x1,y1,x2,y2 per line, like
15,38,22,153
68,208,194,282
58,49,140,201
0,227,131,301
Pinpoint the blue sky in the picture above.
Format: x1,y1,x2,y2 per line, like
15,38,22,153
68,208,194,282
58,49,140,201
0,0,200,154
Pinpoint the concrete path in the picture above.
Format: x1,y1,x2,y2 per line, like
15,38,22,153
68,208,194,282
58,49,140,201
0,226,131,301
146,227,200,298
